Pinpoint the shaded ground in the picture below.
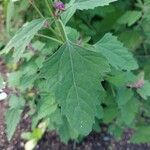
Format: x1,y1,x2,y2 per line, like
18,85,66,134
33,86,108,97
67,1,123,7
1,58,150,150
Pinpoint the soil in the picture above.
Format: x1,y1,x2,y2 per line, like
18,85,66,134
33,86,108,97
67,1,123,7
1,59,150,150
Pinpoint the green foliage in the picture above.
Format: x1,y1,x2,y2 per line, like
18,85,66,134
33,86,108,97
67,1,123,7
1,18,46,62
62,0,117,24
131,126,150,143
1,0,150,146
117,11,142,26
137,81,150,100
94,33,138,70
41,41,110,135
5,95,25,141
0,75,4,89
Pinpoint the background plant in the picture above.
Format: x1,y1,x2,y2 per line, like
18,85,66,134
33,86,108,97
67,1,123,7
0,0,150,148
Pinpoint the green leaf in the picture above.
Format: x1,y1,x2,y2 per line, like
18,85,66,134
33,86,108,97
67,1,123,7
62,0,117,24
48,109,62,130
119,31,143,50
103,106,118,123
19,74,37,91
36,95,57,119
9,94,25,109
66,27,80,42
5,94,25,140
5,108,22,141
120,98,139,125
71,0,117,10
116,88,134,107
131,126,150,143
106,70,137,87
41,41,110,135
109,125,123,140
94,33,138,71
137,81,150,100
58,117,78,143
32,94,58,128
8,71,23,88
118,11,142,26
6,0,15,34
1,18,46,62
0,75,4,89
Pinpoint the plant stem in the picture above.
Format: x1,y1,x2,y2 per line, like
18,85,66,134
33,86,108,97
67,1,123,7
45,0,54,17
56,19,68,42
36,34,63,44
29,0,44,18
110,85,115,97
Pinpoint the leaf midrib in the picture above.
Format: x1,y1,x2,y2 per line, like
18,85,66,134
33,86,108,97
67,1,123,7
68,43,80,108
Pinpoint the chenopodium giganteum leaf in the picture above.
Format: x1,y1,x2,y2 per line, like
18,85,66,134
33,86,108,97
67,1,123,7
40,28,138,136
94,33,138,71
40,41,110,135
62,0,117,24
0,18,47,62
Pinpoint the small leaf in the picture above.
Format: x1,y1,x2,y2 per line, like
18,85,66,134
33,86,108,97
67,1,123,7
1,18,46,62
106,70,137,87
0,75,4,89
5,95,25,140
62,0,117,24
9,94,25,109
32,94,58,128
116,88,134,106
120,98,139,125
137,81,150,100
119,31,143,50
8,71,23,88
103,106,118,123
131,126,150,143
5,108,22,141
118,11,142,26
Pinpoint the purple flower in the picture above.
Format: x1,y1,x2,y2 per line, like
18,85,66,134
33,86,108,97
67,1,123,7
54,1,65,11
127,79,145,89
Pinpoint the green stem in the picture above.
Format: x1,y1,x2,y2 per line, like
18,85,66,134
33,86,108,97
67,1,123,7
56,19,68,42
45,0,54,17
29,0,44,18
46,19,61,38
110,85,115,97
36,34,63,44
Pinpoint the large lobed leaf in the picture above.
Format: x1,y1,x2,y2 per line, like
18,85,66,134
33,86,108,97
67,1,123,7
40,41,110,135
62,0,117,24
1,18,46,62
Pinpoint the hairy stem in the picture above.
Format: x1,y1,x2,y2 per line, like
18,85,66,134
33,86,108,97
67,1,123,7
45,0,54,17
29,0,44,18
36,34,63,44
